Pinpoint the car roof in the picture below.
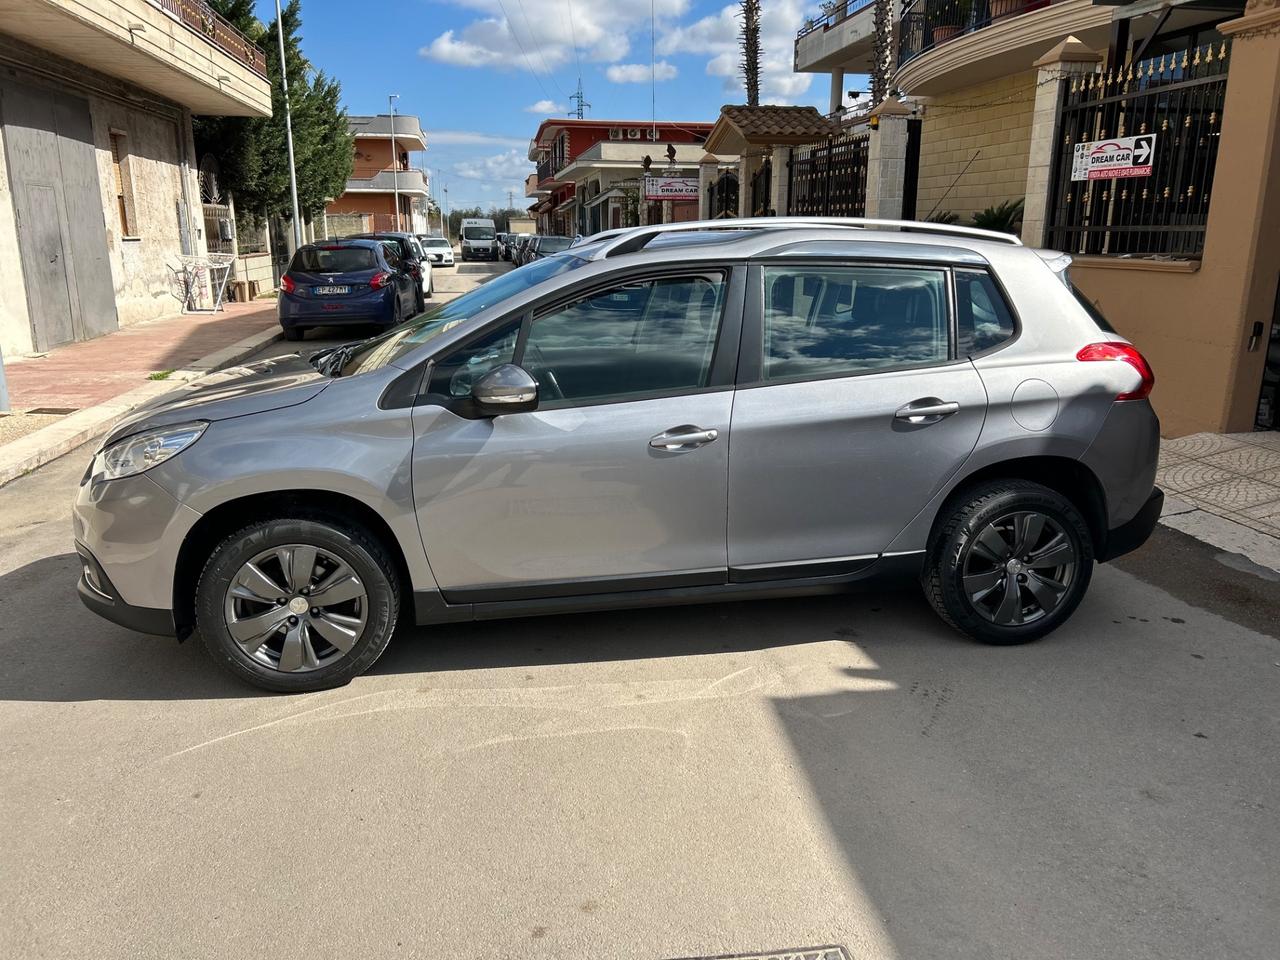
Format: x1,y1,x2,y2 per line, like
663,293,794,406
300,238,383,250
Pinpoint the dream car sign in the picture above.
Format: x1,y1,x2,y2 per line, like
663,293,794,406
1071,134,1156,181
644,176,699,201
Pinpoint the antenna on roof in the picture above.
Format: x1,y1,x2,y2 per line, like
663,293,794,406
569,78,590,120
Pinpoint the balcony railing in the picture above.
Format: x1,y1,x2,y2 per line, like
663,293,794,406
537,158,554,184
899,0,1062,66
152,0,269,77
797,0,877,39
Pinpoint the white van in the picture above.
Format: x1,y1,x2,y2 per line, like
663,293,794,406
459,218,497,261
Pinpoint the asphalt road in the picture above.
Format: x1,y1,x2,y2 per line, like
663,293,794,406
2,259,1277,959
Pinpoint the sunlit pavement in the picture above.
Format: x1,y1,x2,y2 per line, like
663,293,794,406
1,261,1277,957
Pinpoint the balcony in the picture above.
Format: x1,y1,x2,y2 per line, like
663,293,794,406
794,0,878,74
894,0,1112,95
0,0,272,116
343,167,430,197
525,172,548,198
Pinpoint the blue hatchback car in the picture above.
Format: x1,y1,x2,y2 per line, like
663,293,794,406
277,239,417,341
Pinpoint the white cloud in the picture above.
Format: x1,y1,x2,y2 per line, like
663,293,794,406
525,99,566,113
606,61,678,83
454,148,535,183
660,0,816,105
430,130,528,148
421,0,690,75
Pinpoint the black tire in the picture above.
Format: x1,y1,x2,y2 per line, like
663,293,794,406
415,288,425,314
923,479,1094,645
392,296,403,325
283,326,305,342
425,274,434,300
195,517,400,693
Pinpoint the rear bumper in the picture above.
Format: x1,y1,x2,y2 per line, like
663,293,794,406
278,290,394,327
1099,487,1163,562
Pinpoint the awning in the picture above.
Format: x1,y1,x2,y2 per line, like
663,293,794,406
584,188,626,209
555,196,579,213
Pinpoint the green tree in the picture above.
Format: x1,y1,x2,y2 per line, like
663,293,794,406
194,0,352,224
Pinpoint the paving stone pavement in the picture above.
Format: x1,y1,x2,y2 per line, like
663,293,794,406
1158,432,1280,538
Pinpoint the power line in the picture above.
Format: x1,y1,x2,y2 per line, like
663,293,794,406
494,0,552,101
514,0,567,97
565,0,583,82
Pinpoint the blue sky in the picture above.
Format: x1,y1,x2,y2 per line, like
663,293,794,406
252,0,827,210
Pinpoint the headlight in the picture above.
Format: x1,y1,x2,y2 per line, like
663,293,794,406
90,422,207,483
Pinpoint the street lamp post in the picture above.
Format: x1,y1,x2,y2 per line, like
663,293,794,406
274,0,302,249
389,94,400,232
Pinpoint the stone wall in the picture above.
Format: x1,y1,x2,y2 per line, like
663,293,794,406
915,71,1037,221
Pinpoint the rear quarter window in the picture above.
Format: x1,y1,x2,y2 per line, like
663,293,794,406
955,269,1016,356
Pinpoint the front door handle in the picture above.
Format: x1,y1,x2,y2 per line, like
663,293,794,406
649,425,720,450
895,398,960,423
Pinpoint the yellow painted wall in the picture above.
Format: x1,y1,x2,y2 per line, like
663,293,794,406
916,71,1037,221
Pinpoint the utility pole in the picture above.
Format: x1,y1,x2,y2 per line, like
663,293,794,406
507,189,514,209
389,93,400,231
569,79,590,120
274,0,302,249
442,184,450,240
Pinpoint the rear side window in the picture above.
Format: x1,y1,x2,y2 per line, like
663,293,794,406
761,265,948,381
290,246,375,273
955,269,1016,355
382,244,401,270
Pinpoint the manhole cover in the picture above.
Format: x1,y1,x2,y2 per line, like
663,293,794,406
664,948,849,960
25,407,78,415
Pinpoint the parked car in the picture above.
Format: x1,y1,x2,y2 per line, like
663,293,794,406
74,218,1161,693
275,239,418,342
347,232,432,309
511,234,535,266
526,235,572,262
417,234,454,267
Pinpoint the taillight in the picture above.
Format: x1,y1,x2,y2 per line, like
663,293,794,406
369,271,392,289
280,274,295,294
1077,341,1155,401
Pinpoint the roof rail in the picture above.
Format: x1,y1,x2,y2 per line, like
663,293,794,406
590,216,1023,259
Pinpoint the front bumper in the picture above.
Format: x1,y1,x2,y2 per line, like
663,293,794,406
1099,487,1164,562
72,469,201,629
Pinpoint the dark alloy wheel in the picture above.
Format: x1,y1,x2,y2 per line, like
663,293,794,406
924,480,1094,645
196,517,399,692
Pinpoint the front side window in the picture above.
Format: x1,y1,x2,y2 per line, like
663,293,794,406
955,269,1016,355
522,274,727,405
761,265,949,382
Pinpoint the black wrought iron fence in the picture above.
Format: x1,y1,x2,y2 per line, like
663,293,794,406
751,158,773,216
1046,41,1230,258
788,132,870,217
708,171,739,219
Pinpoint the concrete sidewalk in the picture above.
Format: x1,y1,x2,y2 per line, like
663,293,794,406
0,301,281,486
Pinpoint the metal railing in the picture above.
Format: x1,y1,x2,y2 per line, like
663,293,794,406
898,0,1060,67
1046,42,1231,258
152,0,268,77
797,0,877,40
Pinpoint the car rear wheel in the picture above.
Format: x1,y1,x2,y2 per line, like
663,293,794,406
283,326,305,342
923,480,1094,645
195,517,400,692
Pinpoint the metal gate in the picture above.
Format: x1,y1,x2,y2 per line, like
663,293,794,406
787,132,870,217
0,77,118,349
708,170,739,219
1046,41,1230,257
202,202,235,254
750,157,772,216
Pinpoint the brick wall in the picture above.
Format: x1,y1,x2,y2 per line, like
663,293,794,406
915,71,1037,222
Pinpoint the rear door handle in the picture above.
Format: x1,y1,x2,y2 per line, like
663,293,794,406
894,399,960,423
649,425,719,450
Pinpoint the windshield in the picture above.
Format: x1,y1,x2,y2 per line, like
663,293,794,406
463,226,496,240
334,252,590,377
290,246,375,273
421,238,450,248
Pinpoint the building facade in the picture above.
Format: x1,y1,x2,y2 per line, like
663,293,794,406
526,118,715,236
790,0,1280,435
323,114,430,237
0,0,271,357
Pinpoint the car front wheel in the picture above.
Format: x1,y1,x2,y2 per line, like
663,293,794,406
195,517,400,692
923,480,1094,645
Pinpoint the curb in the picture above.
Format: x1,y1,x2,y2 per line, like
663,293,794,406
0,325,282,488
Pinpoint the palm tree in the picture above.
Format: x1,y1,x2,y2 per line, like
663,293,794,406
740,0,761,106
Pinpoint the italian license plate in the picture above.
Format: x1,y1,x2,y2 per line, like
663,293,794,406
314,285,349,295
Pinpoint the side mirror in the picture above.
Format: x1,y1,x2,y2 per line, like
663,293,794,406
472,363,538,416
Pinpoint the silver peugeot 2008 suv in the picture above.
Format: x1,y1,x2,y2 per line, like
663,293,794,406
74,218,1161,692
